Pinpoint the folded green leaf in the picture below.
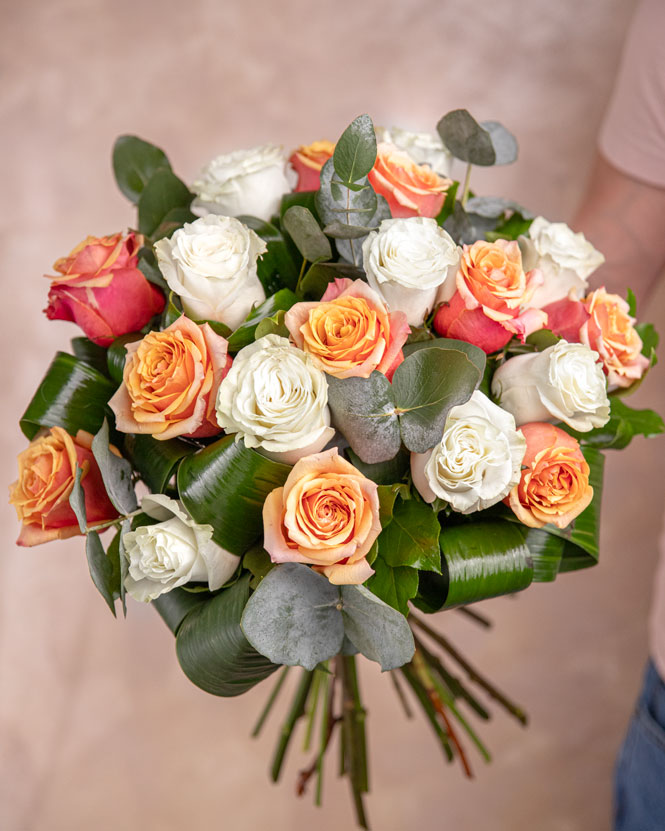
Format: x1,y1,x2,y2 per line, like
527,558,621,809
123,433,195,493
177,435,291,555
70,337,110,377
176,575,278,696
152,587,208,634
112,135,172,204
107,333,142,384
20,352,116,440
138,169,193,238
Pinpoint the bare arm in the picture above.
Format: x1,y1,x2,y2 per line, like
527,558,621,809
574,153,665,309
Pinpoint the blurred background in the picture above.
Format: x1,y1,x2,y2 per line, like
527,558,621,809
2,0,664,828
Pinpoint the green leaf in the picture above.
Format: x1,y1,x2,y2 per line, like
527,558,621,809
243,545,275,588
112,135,172,204
176,575,278,696
138,169,193,238
340,584,415,671
298,261,365,301
123,433,195,493
86,530,117,616
366,557,419,616
376,482,410,525
346,446,410,486
117,518,130,616
239,216,301,294
626,287,637,317
523,528,564,583
70,337,110,377
636,322,659,358
333,114,377,184
226,288,298,353
414,521,533,612
152,587,208,634
486,211,533,241
151,206,197,241
160,291,183,329
68,465,87,533
564,397,664,450
254,309,289,340
91,419,138,515
280,190,319,220
177,435,291,555
137,248,170,293
20,352,117,440
107,333,142,384
435,180,459,226
378,498,441,572
282,206,332,263
241,563,344,670
402,337,486,377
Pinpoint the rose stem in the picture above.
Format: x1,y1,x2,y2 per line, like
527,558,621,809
399,665,454,762
302,667,323,751
410,613,528,726
411,648,474,778
412,634,490,721
251,666,291,738
461,162,473,208
85,509,143,535
270,669,314,782
389,670,414,719
456,606,493,629
339,655,369,829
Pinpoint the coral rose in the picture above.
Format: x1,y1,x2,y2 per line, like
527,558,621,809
262,448,381,585
284,278,410,379
45,232,165,346
9,426,118,546
506,423,593,529
433,239,547,354
289,140,335,192
109,316,232,440
580,287,649,390
368,142,451,219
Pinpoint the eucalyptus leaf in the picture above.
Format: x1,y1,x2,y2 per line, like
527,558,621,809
479,121,518,166
176,575,278,696
138,169,193,238
323,222,376,239
68,465,87,533
241,563,344,670
465,196,529,219
333,114,377,184
91,419,138,515
378,498,441,572
117,518,131,616
280,190,319,221
282,206,332,263
340,584,415,671
402,337,486,376
86,530,117,616
437,110,496,166
112,135,172,204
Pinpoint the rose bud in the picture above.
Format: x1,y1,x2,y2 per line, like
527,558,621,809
506,423,593,529
154,215,266,329
284,278,410,380
491,341,610,432
580,287,650,390
262,448,382,585
191,144,291,222
368,143,452,219
289,140,335,192
9,426,118,546
433,239,547,354
45,232,165,346
109,315,232,440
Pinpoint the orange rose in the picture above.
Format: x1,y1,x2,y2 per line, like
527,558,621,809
284,278,410,379
45,232,165,346
506,423,593,529
262,448,381,584
9,427,118,546
289,140,335,192
109,316,232,440
580,287,649,390
434,239,547,353
368,142,451,218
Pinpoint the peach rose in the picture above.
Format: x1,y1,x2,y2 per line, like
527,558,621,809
368,142,451,219
506,423,593,529
9,427,118,546
580,287,649,390
289,140,335,192
45,232,165,346
109,316,232,440
434,239,547,354
284,278,410,379
262,448,381,584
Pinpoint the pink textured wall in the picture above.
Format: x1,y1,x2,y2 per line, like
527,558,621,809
3,1,665,829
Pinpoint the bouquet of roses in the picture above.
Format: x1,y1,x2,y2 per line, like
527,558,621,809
10,110,663,827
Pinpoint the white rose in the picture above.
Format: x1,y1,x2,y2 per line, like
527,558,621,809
375,126,452,176
491,340,610,432
215,334,335,464
361,218,459,326
154,215,266,329
122,494,240,602
191,144,291,221
411,391,526,513
521,216,605,308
